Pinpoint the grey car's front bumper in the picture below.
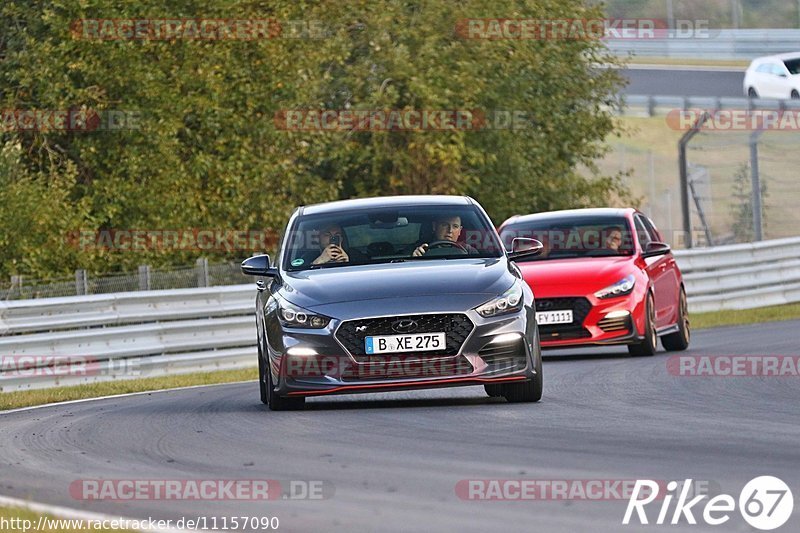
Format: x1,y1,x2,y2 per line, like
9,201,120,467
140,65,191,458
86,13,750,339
266,305,539,397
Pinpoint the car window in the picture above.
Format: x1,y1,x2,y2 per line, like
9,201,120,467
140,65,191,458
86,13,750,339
639,215,661,242
499,215,634,261
284,205,503,270
785,58,800,75
634,216,652,247
771,63,786,76
756,63,771,74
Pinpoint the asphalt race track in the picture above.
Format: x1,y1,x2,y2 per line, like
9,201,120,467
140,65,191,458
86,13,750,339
2,320,798,532
621,67,746,98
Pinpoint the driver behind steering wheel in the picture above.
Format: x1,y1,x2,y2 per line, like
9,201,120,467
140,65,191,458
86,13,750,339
412,215,477,257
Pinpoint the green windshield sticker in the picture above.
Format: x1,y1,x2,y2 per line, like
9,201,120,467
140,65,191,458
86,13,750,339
291,258,305,266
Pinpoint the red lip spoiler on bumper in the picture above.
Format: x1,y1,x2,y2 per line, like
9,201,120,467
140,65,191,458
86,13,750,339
286,375,528,396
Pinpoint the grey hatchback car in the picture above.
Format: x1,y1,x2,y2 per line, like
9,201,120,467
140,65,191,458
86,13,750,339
241,195,543,410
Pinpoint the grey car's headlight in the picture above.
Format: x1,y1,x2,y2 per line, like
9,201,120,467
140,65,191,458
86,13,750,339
475,283,524,318
278,300,331,329
595,274,636,299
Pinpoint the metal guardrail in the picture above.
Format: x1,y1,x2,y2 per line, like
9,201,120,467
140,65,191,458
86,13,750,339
0,286,258,392
674,237,800,313
1,237,798,392
607,29,800,60
622,94,800,116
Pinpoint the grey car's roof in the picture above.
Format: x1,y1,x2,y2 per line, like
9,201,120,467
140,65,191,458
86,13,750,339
301,195,472,215
501,207,635,227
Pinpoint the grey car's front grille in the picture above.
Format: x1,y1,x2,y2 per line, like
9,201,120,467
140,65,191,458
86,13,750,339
336,313,474,361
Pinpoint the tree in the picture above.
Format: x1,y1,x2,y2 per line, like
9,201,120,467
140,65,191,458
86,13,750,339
0,0,631,279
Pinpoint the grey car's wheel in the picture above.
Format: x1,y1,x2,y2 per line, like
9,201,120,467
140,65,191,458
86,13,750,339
628,294,657,357
503,341,543,403
748,87,759,98
484,384,504,397
266,362,305,411
258,344,269,405
662,288,690,351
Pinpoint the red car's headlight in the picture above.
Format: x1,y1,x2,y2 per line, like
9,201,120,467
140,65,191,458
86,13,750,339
595,274,636,299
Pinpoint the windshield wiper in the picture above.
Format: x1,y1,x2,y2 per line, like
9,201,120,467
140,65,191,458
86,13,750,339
307,262,350,269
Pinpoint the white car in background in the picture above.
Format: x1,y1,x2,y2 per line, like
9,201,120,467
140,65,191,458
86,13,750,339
744,52,800,99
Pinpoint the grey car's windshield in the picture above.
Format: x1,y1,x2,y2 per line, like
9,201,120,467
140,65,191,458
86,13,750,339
284,205,503,271
500,216,635,261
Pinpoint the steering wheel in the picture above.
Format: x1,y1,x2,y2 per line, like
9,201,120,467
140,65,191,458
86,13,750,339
426,240,469,254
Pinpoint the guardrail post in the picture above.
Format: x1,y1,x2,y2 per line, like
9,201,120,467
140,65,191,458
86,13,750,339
10,275,22,298
749,130,764,241
75,269,88,296
196,258,209,288
138,265,151,291
647,96,655,117
678,112,710,249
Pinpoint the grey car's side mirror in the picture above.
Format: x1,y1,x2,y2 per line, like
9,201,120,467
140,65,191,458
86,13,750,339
641,241,671,258
241,254,279,277
508,238,544,261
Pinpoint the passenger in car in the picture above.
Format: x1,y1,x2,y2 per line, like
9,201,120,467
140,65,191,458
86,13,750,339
311,224,350,264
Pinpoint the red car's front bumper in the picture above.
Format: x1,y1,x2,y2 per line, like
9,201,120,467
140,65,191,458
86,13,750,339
535,290,648,349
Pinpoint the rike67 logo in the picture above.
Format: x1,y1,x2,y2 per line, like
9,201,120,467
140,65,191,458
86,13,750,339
624,476,793,530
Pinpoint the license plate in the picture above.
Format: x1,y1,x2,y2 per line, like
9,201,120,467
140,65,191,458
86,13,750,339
365,332,446,354
536,310,573,325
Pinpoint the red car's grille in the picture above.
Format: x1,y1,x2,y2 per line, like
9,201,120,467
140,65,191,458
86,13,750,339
536,297,592,341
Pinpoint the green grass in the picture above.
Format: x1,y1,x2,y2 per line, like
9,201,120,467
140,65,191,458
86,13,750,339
0,506,135,532
625,56,749,68
599,115,800,243
691,302,800,330
0,367,256,411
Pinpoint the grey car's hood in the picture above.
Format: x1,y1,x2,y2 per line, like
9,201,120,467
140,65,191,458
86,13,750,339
280,257,515,312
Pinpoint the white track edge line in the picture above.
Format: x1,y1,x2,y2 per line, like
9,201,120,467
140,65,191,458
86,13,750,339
0,379,256,416
0,493,195,533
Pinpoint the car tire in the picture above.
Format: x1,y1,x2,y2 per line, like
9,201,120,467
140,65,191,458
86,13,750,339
792,90,800,100
628,293,657,357
484,384,504,397
258,343,269,405
748,87,759,98
662,288,690,351
503,341,543,403
266,363,305,411
259,340,305,411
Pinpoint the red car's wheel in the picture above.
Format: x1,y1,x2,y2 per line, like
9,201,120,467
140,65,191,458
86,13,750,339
628,293,657,357
662,288,690,351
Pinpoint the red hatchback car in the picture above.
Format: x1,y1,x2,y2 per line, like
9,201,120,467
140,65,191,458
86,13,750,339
498,208,690,355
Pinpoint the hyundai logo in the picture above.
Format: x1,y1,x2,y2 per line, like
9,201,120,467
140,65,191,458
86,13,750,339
391,319,419,333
